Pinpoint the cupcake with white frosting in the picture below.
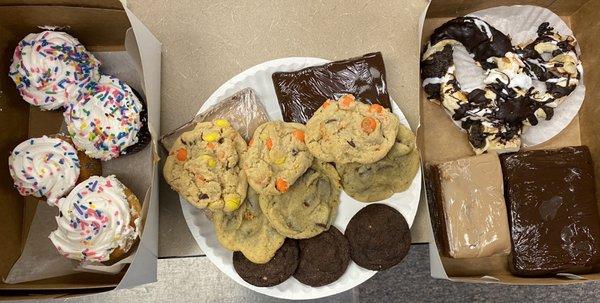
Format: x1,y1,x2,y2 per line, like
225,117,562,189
8,135,101,206
49,175,142,263
9,31,100,110
64,75,150,160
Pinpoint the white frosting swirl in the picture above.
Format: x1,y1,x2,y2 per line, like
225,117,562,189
64,75,144,160
8,136,80,206
49,175,140,262
9,31,101,110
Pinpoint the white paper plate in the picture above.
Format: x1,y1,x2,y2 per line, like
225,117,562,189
179,57,422,300
451,5,586,147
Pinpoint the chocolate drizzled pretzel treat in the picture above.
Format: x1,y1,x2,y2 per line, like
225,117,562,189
421,17,582,154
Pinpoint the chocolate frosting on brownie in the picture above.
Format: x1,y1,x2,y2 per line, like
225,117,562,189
500,146,600,276
272,52,391,124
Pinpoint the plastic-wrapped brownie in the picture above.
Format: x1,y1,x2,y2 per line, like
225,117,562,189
272,52,391,124
159,88,269,151
500,146,600,276
425,153,511,259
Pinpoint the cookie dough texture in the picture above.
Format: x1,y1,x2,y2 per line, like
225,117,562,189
213,188,285,264
233,238,299,287
345,204,411,271
243,121,313,195
306,94,399,164
293,226,350,287
337,124,420,202
259,160,341,239
163,120,248,212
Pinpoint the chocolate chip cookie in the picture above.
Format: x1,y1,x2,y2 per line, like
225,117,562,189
243,121,313,195
337,123,420,202
305,94,399,164
345,204,411,270
259,160,341,239
293,226,350,287
213,188,285,264
233,238,299,287
163,120,248,212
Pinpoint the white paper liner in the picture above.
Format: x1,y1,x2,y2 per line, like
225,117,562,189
178,57,422,300
4,52,151,284
451,5,585,147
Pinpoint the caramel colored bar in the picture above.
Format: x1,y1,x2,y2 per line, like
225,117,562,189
427,153,511,259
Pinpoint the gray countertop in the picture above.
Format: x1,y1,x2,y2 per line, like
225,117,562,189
57,245,600,302
44,1,600,301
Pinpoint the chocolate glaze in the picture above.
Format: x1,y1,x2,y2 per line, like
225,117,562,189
273,52,391,124
429,17,513,63
500,146,600,276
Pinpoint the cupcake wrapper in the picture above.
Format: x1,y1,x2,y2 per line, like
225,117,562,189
122,87,151,156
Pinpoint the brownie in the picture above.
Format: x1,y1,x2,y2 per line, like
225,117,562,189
233,238,299,287
272,52,391,124
425,154,511,258
500,146,600,276
345,204,411,270
293,226,350,287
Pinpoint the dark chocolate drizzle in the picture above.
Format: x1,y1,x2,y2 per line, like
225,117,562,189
421,18,581,153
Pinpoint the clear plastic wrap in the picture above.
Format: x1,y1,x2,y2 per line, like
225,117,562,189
500,146,600,276
426,153,511,259
160,87,269,151
272,52,391,124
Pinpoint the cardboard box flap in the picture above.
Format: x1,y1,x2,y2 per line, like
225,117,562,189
427,0,589,18
115,7,161,289
575,0,600,204
0,6,129,50
0,0,123,10
0,2,160,296
422,0,600,285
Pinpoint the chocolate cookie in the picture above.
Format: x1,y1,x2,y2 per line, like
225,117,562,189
345,204,411,270
233,238,299,287
293,226,350,287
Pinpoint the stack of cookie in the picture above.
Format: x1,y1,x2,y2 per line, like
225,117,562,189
164,89,420,287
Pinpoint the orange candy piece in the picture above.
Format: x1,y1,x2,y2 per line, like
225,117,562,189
248,138,254,147
265,138,273,150
206,142,216,149
275,178,289,193
361,117,377,134
292,129,305,142
321,100,333,109
176,148,187,161
339,94,355,108
368,104,383,114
